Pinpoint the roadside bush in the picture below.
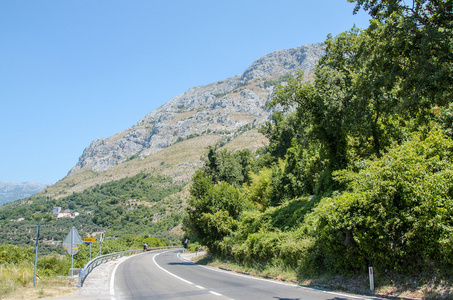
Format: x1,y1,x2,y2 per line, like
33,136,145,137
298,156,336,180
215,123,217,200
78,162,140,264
0,244,33,264
277,231,312,270
185,177,254,253
228,228,312,272
306,128,453,273
187,241,202,252
37,254,70,276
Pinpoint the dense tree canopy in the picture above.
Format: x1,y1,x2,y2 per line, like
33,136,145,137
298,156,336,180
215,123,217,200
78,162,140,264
0,173,184,253
307,127,453,271
350,0,453,112
184,0,453,279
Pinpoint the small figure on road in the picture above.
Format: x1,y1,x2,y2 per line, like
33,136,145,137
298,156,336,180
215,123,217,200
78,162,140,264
183,238,189,251
143,243,148,252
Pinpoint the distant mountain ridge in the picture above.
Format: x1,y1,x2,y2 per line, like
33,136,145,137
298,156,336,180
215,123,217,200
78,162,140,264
0,181,50,206
68,43,325,177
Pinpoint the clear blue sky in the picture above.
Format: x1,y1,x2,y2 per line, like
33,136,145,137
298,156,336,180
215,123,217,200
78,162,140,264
0,1,370,184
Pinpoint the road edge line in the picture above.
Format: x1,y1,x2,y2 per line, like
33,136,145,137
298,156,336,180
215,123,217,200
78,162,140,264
109,251,147,300
152,251,194,285
176,252,376,300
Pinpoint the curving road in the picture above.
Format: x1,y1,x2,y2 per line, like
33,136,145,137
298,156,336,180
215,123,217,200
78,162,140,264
111,249,380,300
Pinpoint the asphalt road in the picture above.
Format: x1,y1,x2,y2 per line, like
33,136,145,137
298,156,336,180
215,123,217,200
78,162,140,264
112,249,380,300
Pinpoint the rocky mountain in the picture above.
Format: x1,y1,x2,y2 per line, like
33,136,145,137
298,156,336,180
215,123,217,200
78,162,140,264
0,181,51,206
0,42,325,245
67,43,324,178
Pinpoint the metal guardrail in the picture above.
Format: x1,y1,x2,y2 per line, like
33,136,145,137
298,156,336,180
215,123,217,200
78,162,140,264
77,246,179,287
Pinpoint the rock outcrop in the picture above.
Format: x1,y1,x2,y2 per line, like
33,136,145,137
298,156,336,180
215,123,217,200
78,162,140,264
68,43,324,176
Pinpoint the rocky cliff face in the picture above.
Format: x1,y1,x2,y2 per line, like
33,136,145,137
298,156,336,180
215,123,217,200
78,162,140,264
68,43,324,176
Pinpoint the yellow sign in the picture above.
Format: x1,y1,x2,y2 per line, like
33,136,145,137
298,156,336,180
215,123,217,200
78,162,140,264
84,238,97,242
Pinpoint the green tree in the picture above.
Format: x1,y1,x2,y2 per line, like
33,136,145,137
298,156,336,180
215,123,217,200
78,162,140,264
243,167,273,211
257,110,324,201
307,127,453,272
349,0,453,119
259,111,303,161
203,147,255,186
270,139,322,202
184,173,253,252
271,30,362,193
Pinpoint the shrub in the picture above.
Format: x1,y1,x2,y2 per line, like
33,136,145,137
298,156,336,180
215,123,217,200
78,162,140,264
0,244,33,264
37,255,70,276
307,128,453,273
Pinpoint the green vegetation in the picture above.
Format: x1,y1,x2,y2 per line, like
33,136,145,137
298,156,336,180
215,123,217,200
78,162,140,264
183,0,453,292
0,236,169,299
1,1,452,297
264,74,292,88
0,173,184,254
0,172,182,297
213,92,227,98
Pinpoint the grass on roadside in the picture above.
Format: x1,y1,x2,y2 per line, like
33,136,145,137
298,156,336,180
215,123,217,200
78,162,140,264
0,263,77,300
191,254,453,300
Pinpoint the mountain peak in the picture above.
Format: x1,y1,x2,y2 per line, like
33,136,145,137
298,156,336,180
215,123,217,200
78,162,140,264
67,43,324,178
240,43,324,83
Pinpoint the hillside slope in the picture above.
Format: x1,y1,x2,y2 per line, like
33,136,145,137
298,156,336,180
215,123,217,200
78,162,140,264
42,43,324,199
0,43,324,248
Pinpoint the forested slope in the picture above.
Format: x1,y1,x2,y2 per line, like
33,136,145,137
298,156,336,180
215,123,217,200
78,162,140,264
184,0,453,287
0,173,184,254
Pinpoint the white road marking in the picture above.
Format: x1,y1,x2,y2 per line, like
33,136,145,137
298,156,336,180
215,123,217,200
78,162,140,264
109,251,151,300
177,251,375,300
153,252,193,285
209,291,222,296
110,261,118,300
155,251,229,298
109,256,131,300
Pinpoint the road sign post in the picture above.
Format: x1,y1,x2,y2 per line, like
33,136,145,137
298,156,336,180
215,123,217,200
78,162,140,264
33,223,40,287
98,232,105,256
63,227,83,276
84,238,97,261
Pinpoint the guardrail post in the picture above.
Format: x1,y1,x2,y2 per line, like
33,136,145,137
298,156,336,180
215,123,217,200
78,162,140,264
369,265,374,292
77,269,85,287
